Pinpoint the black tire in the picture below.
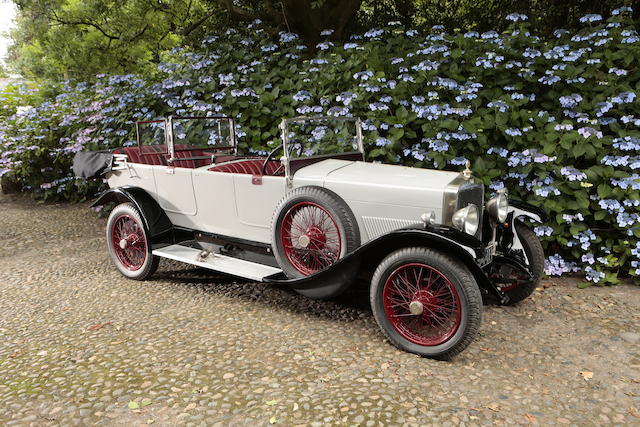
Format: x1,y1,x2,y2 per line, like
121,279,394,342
370,247,482,360
271,186,360,280
502,222,545,304
106,203,159,280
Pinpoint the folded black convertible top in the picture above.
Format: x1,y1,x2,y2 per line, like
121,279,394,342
72,151,113,179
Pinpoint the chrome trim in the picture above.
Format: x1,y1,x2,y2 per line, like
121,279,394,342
442,173,483,227
166,115,175,162
442,173,467,226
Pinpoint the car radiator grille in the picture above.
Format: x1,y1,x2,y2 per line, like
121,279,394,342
456,181,484,240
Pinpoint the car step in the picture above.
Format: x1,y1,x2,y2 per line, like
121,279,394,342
152,244,282,282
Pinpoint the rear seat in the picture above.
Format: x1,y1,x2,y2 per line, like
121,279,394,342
113,145,167,166
112,145,211,168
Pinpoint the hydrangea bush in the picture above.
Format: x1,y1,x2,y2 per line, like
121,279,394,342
1,8,638,285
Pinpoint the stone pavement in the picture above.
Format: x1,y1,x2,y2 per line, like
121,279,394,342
1,193,639,426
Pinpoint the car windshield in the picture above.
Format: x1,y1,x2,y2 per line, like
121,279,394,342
282,117,363,158
172,116,235,150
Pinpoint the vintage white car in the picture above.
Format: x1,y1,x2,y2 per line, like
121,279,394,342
77,115,545,359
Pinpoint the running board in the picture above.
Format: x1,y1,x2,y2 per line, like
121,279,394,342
152,244,282,282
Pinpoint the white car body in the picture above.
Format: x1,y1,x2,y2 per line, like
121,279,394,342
87,115,546,359
107,157,461,245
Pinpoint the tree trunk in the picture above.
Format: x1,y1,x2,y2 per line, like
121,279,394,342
279,0,363,43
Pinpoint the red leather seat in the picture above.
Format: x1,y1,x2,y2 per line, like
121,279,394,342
113,145,211,168
209,159,282,176
171,149,210,168
113,146,167,166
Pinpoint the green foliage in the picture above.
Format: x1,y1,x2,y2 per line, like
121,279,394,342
7,0,637,80
8,0,211,79
1,8,639,285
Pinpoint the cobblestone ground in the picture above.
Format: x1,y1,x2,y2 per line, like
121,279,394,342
1,192,639,426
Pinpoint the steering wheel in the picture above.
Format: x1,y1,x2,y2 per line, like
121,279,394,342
262,144,284,176
261,143,302,176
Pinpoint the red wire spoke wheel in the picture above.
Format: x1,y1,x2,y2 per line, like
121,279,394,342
106,203,159,280
111,214,147,271
370,248,482,359
382,263,461,346
272,186,360,288
280,201,342,276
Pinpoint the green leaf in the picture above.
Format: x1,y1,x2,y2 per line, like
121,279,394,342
396,106,408,120
128,401,140,410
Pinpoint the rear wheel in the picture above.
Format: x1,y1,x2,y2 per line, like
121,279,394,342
370,247,482,359
271,186,360,298
106,203,159,280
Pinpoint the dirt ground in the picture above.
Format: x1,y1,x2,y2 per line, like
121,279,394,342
1,192,639,426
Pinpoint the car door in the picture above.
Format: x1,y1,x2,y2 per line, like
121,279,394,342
233,174,286,231
153,166,198,216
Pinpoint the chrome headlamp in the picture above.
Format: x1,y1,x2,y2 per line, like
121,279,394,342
452,204,479,235
486,191,509,223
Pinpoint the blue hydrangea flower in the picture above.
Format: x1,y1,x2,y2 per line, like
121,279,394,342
545,254,579,276
363,28,384,38
579,14,602,23
534,226,554,237
279,32,298,43
608,68,628,76
560,166,587,181
558,93,582,109
611,91,636,104
577,127,602,139
487,147,508,157
599,199,623,213
612,6,633,15
449,157,468,166
292,90,311,102
487,100,508,112
353,71,374,81
426,138,448,152
506,13,528,22
261,44,277,52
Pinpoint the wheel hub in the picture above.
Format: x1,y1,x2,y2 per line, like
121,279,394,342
408,300,424,315
119,238,127,249
298,234,311,248
297,226,326,249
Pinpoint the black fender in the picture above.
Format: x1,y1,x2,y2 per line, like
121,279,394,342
500,199,546,269
91,186,172,239
264,225,501,301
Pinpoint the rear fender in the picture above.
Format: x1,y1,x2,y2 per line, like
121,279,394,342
91,186,172,239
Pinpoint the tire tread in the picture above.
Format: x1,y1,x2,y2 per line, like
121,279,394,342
370,247,482,360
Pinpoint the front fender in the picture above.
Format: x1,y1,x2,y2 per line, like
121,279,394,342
508,199,547,223
265,225,495,300
91,186,172,239
499,199,545,271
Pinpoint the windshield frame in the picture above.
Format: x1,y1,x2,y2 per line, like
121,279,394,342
168,115,237,157
280,116,365,163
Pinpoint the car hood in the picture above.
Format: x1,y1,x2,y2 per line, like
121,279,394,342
293,159,461,209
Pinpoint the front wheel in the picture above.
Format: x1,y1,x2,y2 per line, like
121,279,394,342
106,203,159,280
492,222,545,304
370,247,482,360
